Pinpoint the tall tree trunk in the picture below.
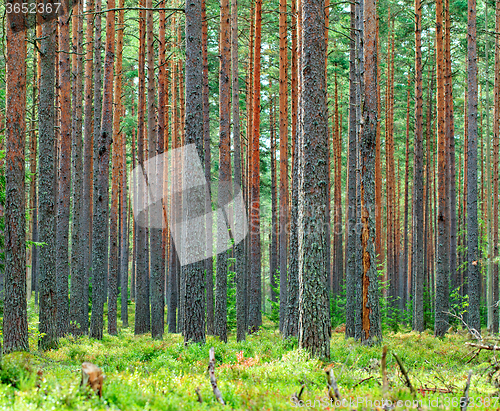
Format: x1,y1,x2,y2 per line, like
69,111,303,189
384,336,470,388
412,0,425,331
435,0,450,337
403,71,411,312
91,0,115,340
375,14,382,269
359,0,380,344
4,0,28,353
492,0,500,334
345,0,357,339
69,0,84,335
249,0,263,333
467,0,480,332
56,1,71,338
285,0,300,339
183,0,207,344
298,0,331,359
109,0,124,336
38,5,58,350
117,0,129,329
270,96,278,310
214,0,231,343
202,0,214,336
333,71,343,297
135,0,150,335
80,0,95,335
279,0,289,333
445,0,457,298
232,0,246,342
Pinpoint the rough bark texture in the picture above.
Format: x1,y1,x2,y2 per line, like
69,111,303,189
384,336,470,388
183,0,207,344
90,0,115,340
467,0,480,332
492,0,500,334
135,0,150,335
435,0,450,337
38,7,58,350
80,0,95,336
69,0,85,336
345,0,357,339
278,0,289,334
56,1,71,337
359,0,381,344
232,0,246,343
298,0,331,360
249,0,263,333
285,0,300,340
4,0,28,353
412,0,425,332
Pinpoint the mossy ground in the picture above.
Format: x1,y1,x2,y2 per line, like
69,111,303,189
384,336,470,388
0,302,498,410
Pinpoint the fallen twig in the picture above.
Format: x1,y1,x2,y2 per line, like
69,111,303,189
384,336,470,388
460,370,472,411
465,349,480,364
393,353,415,394
353,376,374,388
327,368,342,400
465,342,500,351
381,345,388,392
291,385,305,403
208,347,225,405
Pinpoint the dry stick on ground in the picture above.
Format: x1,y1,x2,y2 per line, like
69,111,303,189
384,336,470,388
460,370,473,411
208,347,225,405
393,353,415,394
326,368,342,400
465,349,481,364
353,376,374,388
465,342,500,350
447,311,482,341
417,386,454,394
381,345,388,391
291,385,305,403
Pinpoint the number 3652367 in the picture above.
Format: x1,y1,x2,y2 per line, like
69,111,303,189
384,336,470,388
5,2,61,14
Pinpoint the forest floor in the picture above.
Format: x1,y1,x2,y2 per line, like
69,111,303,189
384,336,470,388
0,302,499,410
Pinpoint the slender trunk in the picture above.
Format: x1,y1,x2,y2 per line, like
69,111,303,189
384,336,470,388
345,0,357,339
278,0,289,333
403,71,411,312
91,0,115,340
135,0,150,335
412,0,425,331
4,1,28,353
435,0,450,337
232,0,245,342
69,1,85,335
467,0,480,332
492,0,500,334
270,96,278,310
38,5,58,350
80,0,95,335
56,1,71,337
202,0,214,336
249,0,263,333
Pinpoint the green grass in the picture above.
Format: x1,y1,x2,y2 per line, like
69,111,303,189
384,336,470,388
0,302,499,409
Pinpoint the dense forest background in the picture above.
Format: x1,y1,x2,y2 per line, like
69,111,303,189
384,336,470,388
0,0,497,362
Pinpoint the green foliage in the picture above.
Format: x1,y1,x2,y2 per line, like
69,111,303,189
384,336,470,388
330,287,346,328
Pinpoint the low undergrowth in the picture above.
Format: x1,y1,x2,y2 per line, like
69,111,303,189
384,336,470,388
0,305,498,410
